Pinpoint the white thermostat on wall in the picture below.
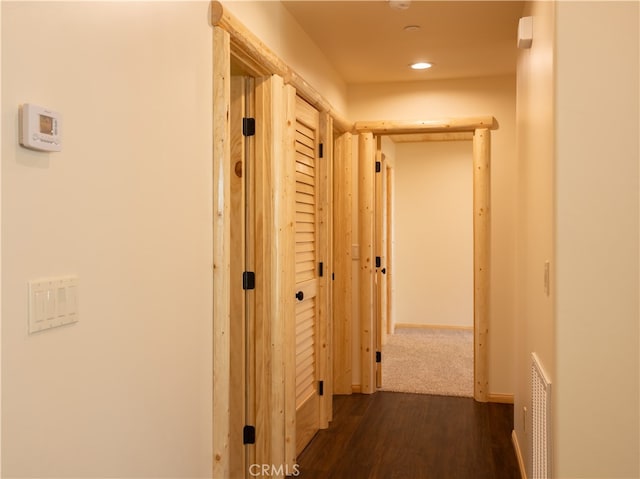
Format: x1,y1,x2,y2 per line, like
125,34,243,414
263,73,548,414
19,103,62,152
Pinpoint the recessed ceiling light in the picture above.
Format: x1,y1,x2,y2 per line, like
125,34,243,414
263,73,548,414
389,0,411,10
410,62,433,70
403,25,421,32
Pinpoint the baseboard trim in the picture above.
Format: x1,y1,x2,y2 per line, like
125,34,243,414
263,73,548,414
512,430,527,479
488,393,514,404
395,323,473,331
354,384,512,403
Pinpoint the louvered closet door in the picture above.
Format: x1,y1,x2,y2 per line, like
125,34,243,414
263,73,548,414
294,96,321,455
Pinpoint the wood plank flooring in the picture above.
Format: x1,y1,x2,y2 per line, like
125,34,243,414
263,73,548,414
296,392,520,479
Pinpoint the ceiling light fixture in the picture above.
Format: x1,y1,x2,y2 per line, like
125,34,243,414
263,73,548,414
410,62,432,70
403,25,421,32
389,0,411,10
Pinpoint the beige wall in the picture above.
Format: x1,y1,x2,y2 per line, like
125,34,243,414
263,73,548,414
554,2,639,477
2,3,213,477
513,2,556,477
0,3,3,471
394,141,473,328
515,2,640,477
349,75,517,395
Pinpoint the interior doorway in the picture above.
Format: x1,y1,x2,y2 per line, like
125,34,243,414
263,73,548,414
380,138,474,397
355,119,494,402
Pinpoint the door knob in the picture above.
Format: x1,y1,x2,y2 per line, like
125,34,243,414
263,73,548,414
382,268,387,275
296,291,304,301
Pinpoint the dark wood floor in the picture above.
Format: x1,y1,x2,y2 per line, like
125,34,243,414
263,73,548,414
297,392,520,479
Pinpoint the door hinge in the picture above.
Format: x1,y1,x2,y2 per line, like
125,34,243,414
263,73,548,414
318,262,324,277
243,425,256,445
242,271,256,290
319,143,324,158
319,380,324,396
375,161,381,173
242,117,256,137
375,256,381,268
332,272,335,281
376,351,382,363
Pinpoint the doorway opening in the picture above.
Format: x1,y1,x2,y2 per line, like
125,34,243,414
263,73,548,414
381,137,474,398
355,120,494,403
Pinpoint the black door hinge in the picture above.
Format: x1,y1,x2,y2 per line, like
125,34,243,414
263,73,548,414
376,351,382,363
319,143,324,158
242,117,256,137
318,262,324,277
375,256,381,268
375,161,381,173
243,425,256,445
242,271,256,290
319,380,324,396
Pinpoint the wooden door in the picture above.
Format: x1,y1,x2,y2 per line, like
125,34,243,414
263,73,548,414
374,144,386,388
230,74,253,479
294,96,321,454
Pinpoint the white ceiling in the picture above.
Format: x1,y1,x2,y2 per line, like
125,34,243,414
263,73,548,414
282,1,525,84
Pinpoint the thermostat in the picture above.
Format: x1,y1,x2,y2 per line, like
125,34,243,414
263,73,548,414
19,103,62,152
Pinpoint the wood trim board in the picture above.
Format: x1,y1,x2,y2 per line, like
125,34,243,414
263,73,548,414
394,323,473,331
210,1,352,133
212,26,231,479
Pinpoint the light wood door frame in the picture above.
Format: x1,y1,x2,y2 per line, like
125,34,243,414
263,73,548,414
358,132,376,394
212,6,344,474
374,144,392,381
355,119,495,402
385,161,395,337
331,132,353,396
374,139,387,388
317,112,334,425
253,74,297,471
213,29,296,474
212,26,232,479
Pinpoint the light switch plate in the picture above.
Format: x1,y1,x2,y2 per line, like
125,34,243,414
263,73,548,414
28,276,78,333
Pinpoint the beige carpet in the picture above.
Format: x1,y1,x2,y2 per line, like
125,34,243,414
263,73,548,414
381,327,473,397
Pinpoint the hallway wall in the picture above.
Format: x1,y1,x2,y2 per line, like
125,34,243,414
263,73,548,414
348,75,517,396
554,2,639,477
2,3,213,477
514,2,639,477
513,2,555,475
394,141,473,328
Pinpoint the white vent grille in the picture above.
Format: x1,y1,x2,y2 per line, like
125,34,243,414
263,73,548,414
531,352,551,479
